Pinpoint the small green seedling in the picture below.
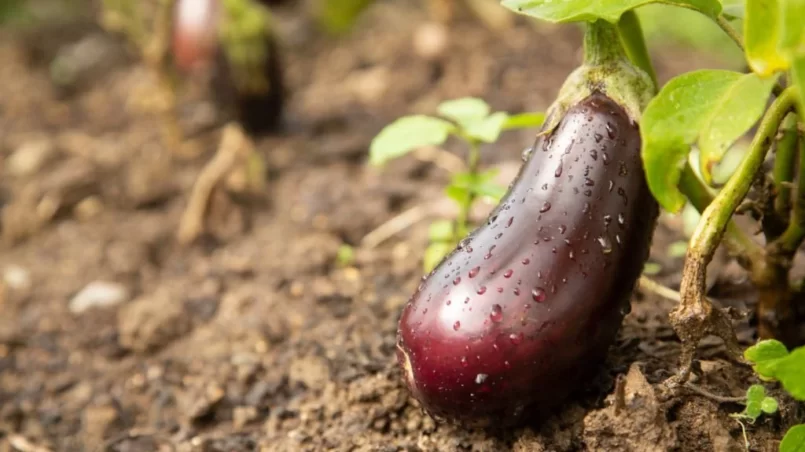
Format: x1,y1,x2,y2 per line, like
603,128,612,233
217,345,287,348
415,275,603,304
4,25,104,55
742,339,805,451
312,0,375,35
336,244,355,267
369,97,544,271
730,384,779,450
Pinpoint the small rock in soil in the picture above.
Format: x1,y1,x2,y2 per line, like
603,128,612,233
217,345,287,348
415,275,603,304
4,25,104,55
179,381,226,422
69,280,130,314
105,240,150,277
82,403,120,446
3,264,31,291
232,405,258,429
118,289,192,353
413,22,449,60
7,137,56,177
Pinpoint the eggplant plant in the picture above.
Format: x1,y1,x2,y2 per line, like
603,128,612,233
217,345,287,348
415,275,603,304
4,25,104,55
369,0,805,445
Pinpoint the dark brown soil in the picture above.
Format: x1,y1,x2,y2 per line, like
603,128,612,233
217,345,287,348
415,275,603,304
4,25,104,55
0,2,800,451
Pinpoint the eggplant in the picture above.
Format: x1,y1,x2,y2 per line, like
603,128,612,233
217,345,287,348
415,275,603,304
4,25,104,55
172,0,284,135
396,90,658,426
210,31,284,136
172,0,221,73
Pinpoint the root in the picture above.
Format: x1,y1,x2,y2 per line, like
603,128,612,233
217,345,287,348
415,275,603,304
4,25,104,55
682,383,746,404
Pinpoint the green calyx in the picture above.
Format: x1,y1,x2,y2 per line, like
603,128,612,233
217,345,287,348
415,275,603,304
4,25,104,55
540,20,654,136
219,0,273,94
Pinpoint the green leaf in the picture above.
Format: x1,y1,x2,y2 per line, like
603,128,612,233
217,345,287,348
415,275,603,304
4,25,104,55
503,112,546,130
780,424,805,452
742,385,766,420
449,170,507,201
681,203,702,237
466,112,511,143
772,346,805,400
641,70,746,212
501,0,722,23
0,0,32,25
746,384,766,404
428,220,455,242
336,244,355,266
637,5,743,63
313,0,374,35
472,181,507,201
760,396,779,414
779,0,805,54
744,400,763,420
445,184,470,205
778,0,805,117
643,262,662,275
745,0,788,76
452,169,499,185
437,98,490,128
698,73,777,183
478,168,500,182
667,240,689,258
369,116,455,166
423,241,454,273
745,339,789,378
721,0,744,19
711,139,750,185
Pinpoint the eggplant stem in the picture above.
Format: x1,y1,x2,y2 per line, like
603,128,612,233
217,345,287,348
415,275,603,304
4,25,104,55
584,20,628,67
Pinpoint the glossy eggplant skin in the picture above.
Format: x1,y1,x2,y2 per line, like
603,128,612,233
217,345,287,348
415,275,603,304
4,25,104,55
396,92,658,427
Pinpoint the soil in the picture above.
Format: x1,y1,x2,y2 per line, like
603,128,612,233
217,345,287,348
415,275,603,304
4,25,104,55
0,2,801,451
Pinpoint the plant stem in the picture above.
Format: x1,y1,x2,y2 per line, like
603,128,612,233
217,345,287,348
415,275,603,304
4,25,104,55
616,10,658,90
688,87,795,269
773,118,799,221
148,0,182,152
583,20,627,67
670,87,797,383
678,162,766,271
455,140,481,241
774,128,804,254
759,122,803,343
716,15,744,52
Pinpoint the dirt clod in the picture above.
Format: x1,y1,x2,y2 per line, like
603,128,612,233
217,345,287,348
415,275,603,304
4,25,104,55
82,403,120,446
583,363,676,451
118,289,192,353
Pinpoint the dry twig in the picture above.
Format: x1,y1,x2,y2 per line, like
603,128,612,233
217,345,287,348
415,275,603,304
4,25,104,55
177,123,254,244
